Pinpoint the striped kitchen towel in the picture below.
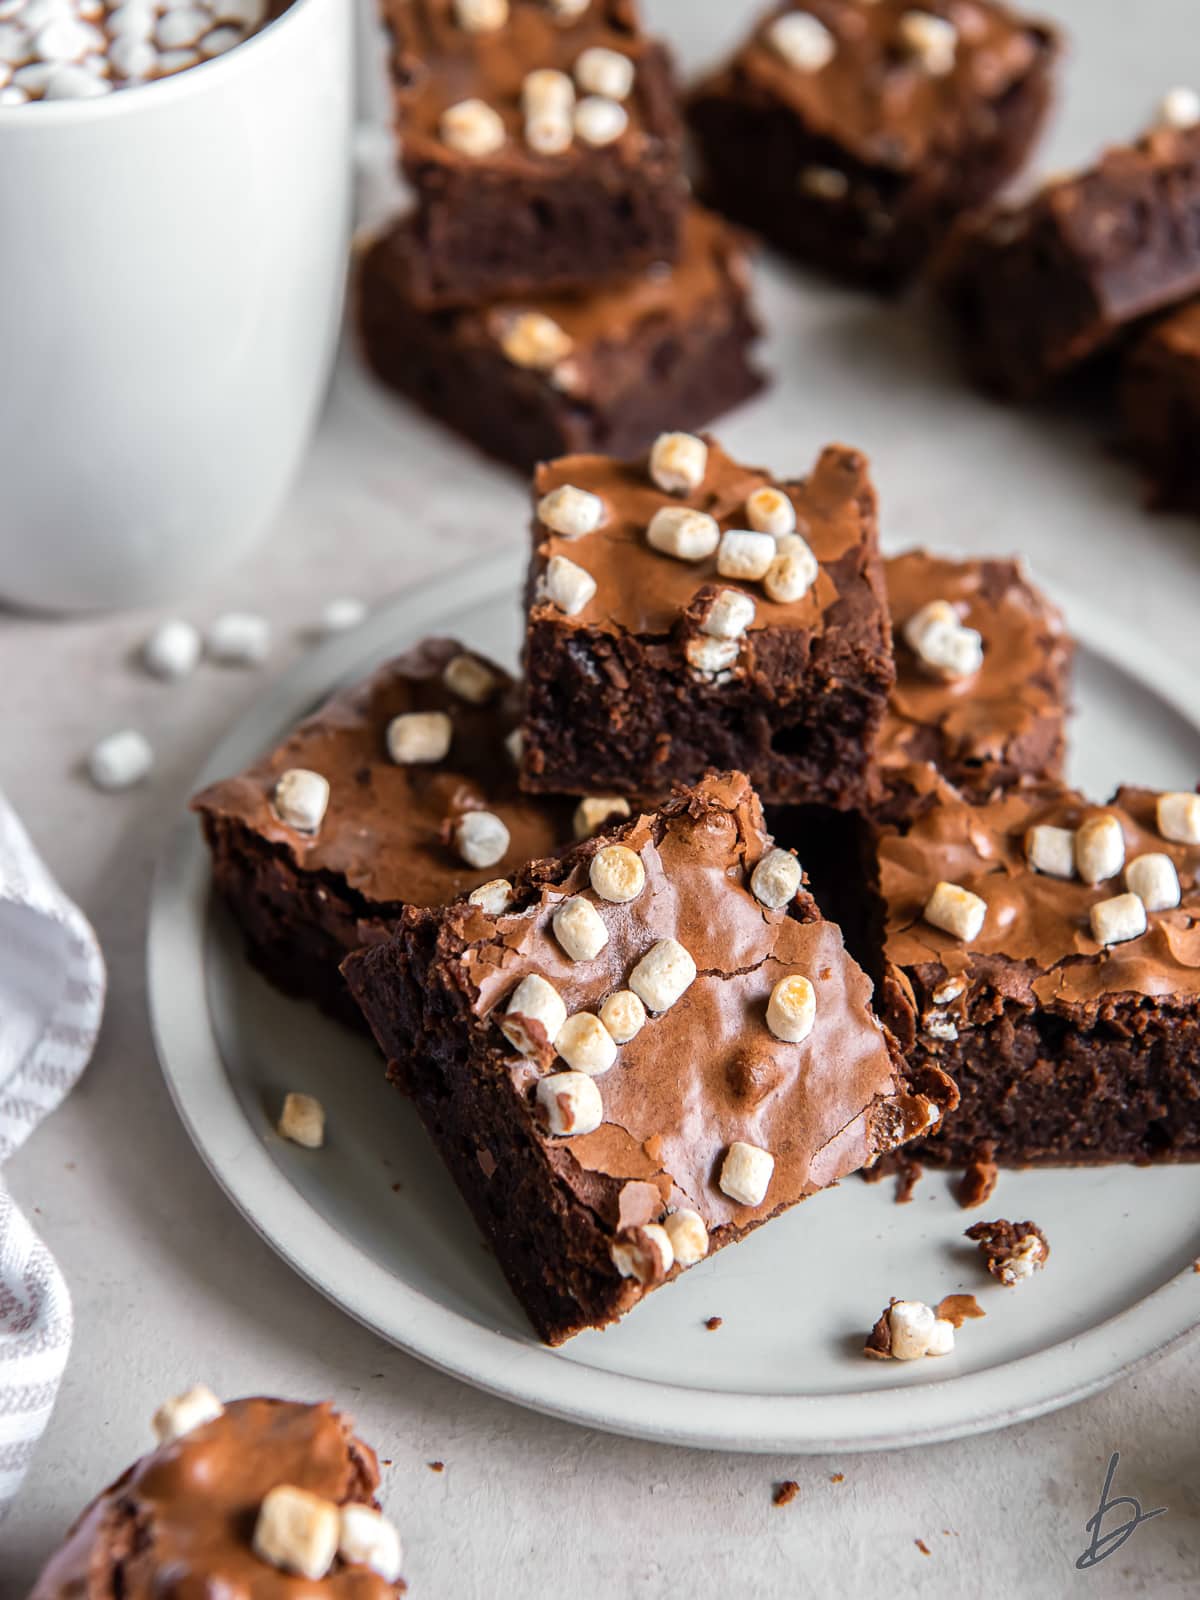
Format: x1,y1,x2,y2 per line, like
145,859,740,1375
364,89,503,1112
0,790,105,1511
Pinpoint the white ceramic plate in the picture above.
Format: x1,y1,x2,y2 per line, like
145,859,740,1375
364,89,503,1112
148,549,1200,1454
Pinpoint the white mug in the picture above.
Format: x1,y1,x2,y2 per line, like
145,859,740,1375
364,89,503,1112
0,0,354,614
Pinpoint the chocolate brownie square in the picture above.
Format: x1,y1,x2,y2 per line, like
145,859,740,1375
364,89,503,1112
1122,299,1200,511
519,432,895,807
343,773,955,1343
383,0,685,307
877,779,1200,1166
193,639,573,1029
687,0,1058,291
358,206,765,473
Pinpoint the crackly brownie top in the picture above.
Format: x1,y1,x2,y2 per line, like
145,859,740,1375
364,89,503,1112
881,781,1200,1008
192,638,572,909
441,773,948,1230
30,1399,395,1600
879,549,1071,791
707,0,1055,170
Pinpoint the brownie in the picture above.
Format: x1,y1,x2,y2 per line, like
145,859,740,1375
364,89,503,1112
876,549,1072,825
519,433,896,807
343,773,955,1343
383,0,685,308
29,1396,404,1598
877,780,1200,1166
937,122,1200,397
1122,299,1200,511
687,0,1058,291
358,205,765,473
192,639,573,1030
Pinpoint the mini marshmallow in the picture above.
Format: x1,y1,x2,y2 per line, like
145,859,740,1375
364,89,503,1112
207,611,270,665
719,1140,774,1207
924,1011,958,1042
800,165,850,199
155,47,198,72
453,0,507,29
152,1384,224,1443
573,795,630,839
386,710,452,765
43,59,108,94
0,83,27,100
547,0,588,14
649,431,708,494
540,554,596,616
499,310,573,370
629,937,696,1013
141,617,201,680
1160,85,1200,130
925,1318,956,1358
277,1092,325,1149
700,588,756,640
573,94,626,145
523,66,574,114
717,529,775,582
887,1299,936,1360
318,597,367,633
108,4,154,37
766,10,835,71
213,0,264,24
663,1208,709,1267
589,843,645,902
898,9,957,74
0,22,28,63
904,599,982,681
932,975,967,1005
537,1069,603,1136
1090,892,1147,947
646,505,720,561
763,537,818,604
598,988,646,1043
199,25,242,56
611,1222,674,1283
995,1233,1048,1286
154,7,207,48
89,729,153,791
1025,823,1076,879
750,847,802,909
13,62,54,92
1157,791,1200,844
553,895,609,962
440,97,506,158
538,484,605,537
574,45,633,100
745,486,796,538
1126,852,1181,912
454,810,510,869
106,37,154,77
766,973,816,1043
924,880,987,942
505,726,523,766
686,636,739,676
443,652,499,704
34,15,100,61
555,1011,618,1075
273,768,330,834
338,1505,403,1583
468,878,513,915
501,974,567,1058
1074,813,1125,885
253,1486,339,1580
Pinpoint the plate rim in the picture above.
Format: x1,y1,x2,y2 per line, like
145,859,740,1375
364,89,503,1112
147,549,1200,1454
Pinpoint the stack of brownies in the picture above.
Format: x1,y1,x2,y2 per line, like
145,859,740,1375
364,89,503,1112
358,0,766,472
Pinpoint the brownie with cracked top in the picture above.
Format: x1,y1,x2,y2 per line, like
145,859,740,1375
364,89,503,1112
1121,299,1200,512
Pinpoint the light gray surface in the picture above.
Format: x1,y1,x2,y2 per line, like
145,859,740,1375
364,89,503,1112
5,0,1200,1591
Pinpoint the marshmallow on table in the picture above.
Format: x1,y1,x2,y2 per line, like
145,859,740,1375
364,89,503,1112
207,612,270,665
89,729,153,791
277,1092,325,1149
318,597,367,634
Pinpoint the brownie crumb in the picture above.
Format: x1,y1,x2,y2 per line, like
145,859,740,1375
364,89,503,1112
965,1219,1049,1286
864,1304,894,1359
428,1461,445,1473
934,1294,986,1328
380,1458,393,1467
773,1480,800,1507
705,1316,723,1332
391,1182,403,1194
862,1150,923,1203
915,1539,931,1557
831,1473,845,1485
1193,1260,1200,1274
957,1157,998,1210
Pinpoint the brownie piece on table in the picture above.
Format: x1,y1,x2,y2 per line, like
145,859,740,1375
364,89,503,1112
687,0,1058,291
937,119,1200,397
383,0,684,307
1121,299,1200,511
358,206,765,473
876,549,1072,825
519,432,895,807
30,1393,405,1597
878,779,1200,1166
193,639,573,1030
343,773,955,1344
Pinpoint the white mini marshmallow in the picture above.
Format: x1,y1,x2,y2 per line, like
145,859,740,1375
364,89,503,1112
43,61,108,94
751,847,802,909
253,1486,339,1580
523,66,574,114
719,1140,774,1207
0,22,29,63
386,710,452,765
34,15,99,61
996,1233,1047,1286
598,988,646,1043
468,878,513,915
440,97,506,157
573,94,626,145
0,83,28,101
1074,813,1125,885
443,652,499,704
800,165,850,199
273,768,330,834
924,1011,958,1042
152,1384,224,1443
574,45,633,100
649,431,708,494
611,1222,673,1282
700,588,756,640
540,554,596,615
1090,891,1147,946
338,1505,403,1583
207,611,270,665
932,975,967,1005
1125,852,1181,912
107,35,155,75
745,486,796,538
663,1208,709,1267
766,973,816,1043
454,0,507,29
629,937,696,1013
589,843,645,902
717,529,775,581
904,599,983,681
555,1011,617,1075
925,1318,956,1357
686,636,739,676
924,880,987,941
141,618,201,680
573,795,630,838
538,484,605,537
1160,85,1200,130
278,1092,325,1149
1025,823,1076,879
766,10,835,71
763,536,819,603
646,505,720,561
154,7,206,47
887,1299,936,1360
88,729,153,791
537,1069,603,1136
499,309,573,370
212,0,265,23
155,47,198,72
454,810,510,869
1157,791,1200,844
553,895,609,962
108,3,153,37
899,10,957,74
501,974,567,1058
319,597,367,633
13,62,53,92
199,25,242,56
